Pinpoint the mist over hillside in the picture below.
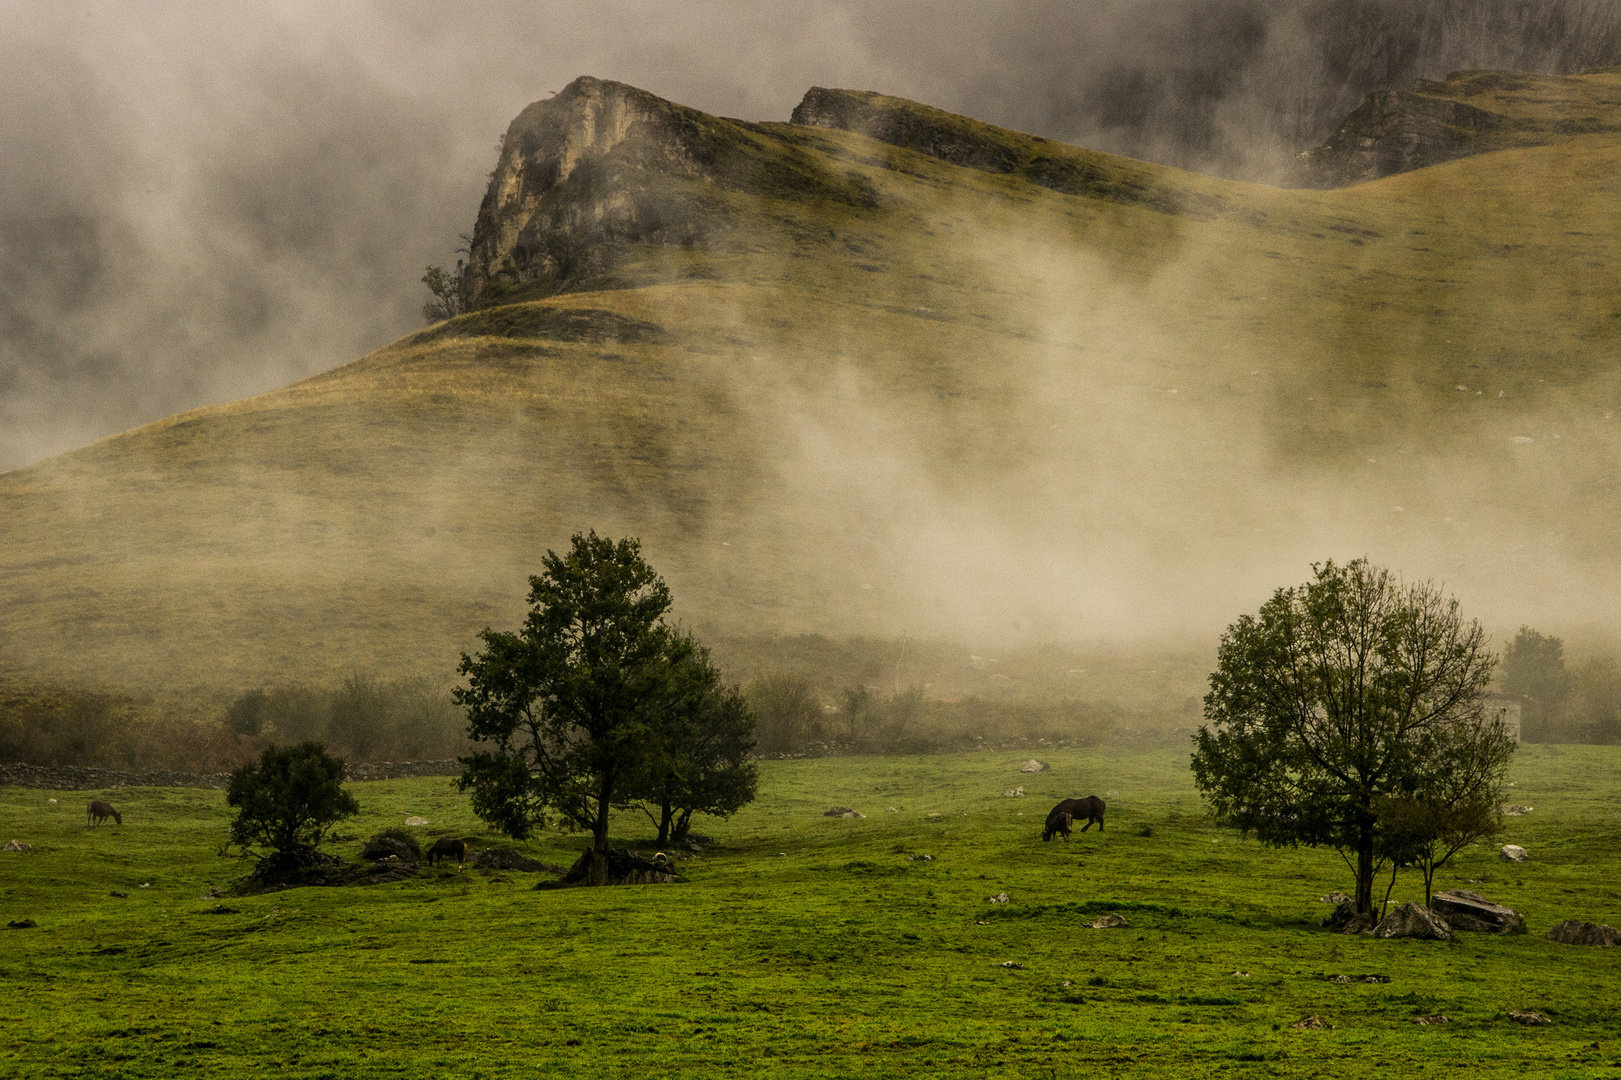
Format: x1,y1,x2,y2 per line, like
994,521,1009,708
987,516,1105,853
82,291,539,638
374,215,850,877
3,1,1619,472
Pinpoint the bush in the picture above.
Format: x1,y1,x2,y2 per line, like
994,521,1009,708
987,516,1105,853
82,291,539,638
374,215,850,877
225,742,360,866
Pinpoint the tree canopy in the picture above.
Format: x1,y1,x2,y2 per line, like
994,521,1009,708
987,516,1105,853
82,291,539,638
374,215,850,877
225,741,359,865
1191,559,1510,915
455,532,756,883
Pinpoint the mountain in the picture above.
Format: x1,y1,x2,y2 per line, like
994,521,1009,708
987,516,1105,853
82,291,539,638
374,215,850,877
1,73,1618,695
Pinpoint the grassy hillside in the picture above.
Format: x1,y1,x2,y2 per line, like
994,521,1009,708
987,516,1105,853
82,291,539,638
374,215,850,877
1,72,1618,697
2,746,1618,1077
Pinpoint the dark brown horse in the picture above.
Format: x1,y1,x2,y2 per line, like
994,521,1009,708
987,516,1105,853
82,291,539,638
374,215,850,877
427,837,467,869
87,800,122,827
1042,796,1104,841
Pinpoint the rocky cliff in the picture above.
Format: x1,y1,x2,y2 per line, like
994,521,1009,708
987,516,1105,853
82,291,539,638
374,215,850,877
464,76,873,304
1294,67,1621,186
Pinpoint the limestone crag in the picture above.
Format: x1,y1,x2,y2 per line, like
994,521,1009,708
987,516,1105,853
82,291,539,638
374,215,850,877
1294,89,1504,187
465,77,871,303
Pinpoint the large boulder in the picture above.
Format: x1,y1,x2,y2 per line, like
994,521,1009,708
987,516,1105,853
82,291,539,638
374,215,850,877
360,834,419,864
473,848,564,873
1500,844,1529,862
1431,889,1523,934
1019,760,1050,773
1545,919,1621,946
1372,902,1454,941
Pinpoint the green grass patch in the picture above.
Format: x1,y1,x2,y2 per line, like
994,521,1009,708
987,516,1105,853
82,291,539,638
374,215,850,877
2,744,1618,1076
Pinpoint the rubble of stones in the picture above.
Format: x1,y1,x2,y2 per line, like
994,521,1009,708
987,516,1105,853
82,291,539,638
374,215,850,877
0,759,461,792
562,847,677,886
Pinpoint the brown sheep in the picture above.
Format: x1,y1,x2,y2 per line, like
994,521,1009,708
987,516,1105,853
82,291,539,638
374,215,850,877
87,800,122,827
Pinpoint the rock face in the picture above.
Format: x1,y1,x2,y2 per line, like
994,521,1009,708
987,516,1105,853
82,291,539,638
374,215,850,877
1545,919,1621,946
465,77,873,304
1293,88,1504,187
1430,889,1524,934
793,87,1026,173
1372,902,1454,941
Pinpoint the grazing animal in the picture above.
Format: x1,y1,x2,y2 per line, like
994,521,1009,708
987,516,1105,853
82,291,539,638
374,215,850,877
1042,796,1105,841
426,837,467,869
87,800,122,827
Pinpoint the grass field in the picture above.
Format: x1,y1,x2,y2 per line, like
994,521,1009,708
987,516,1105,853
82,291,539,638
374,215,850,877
3,744,1619,1078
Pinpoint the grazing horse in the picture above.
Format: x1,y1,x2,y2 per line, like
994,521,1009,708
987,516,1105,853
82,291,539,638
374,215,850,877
426,837,468,870
87,800,122,827
1041,796,1105,841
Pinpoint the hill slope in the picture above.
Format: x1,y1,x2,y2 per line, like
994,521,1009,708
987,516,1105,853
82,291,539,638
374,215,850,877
1,73,1619,692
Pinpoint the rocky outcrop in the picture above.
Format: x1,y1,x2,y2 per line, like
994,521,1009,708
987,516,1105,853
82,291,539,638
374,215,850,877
791,87,1199,216
563,847,676,886
1546,919,1621,946
1430,889,1524,933
1372,902,1454,941
1293,89,1505,187
465,77,873,304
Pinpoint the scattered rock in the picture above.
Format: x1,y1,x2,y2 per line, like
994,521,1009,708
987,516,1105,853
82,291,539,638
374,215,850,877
1320,891,1351,904
823,806,853,817
1322,899,1359,928
1343,913,1377,935
1431,889,1523,934
886,807,899,814
683,838,705,855
3,840,32,852
205,905,239,915
403,816,430,826
1500,844,1528,862
360,835,420,864
1291,1015,1332,1029
1089,913,1128,929
906,854,933,861
925,812,944,822
1003,787,1025,798
1414,1015,1450,1025
472,848,563,874
1373,902,1453,941
1509,1009,1552,1026
1545,919,1621,947
1000,961,1027,969
1232,970,1251,977
1499,804,1533,816
8,919,37,929
110,891,127,899
988,892,1010,904
841,810,866,819
1019,760,1049,773
1105,790,1119,798
47,798,56,804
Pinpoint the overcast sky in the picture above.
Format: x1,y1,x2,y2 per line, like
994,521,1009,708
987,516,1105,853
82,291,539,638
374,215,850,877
3,0,1616,471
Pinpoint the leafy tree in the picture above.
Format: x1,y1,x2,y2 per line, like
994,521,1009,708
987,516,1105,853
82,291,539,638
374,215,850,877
225,741,359,865
421,233,475,322
455,532,681,885
625,635,758,846
1500,626,1570,740
1191,559,1505,916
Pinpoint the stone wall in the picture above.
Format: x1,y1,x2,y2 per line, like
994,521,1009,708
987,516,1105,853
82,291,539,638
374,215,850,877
0,760,461,791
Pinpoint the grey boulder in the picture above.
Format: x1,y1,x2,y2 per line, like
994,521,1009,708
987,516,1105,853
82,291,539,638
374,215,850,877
1431,889,1523,933
1500,844,1529,862
1372,902,1454,941
1545,919,1621,946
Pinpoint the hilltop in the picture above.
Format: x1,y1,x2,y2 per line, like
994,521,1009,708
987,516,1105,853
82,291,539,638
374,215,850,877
1,73,1619,697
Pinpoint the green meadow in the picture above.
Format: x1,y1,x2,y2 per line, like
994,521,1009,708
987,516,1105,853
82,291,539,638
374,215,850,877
4,744,1619,1078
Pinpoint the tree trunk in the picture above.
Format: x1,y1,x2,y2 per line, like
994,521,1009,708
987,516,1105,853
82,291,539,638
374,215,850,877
672,807,694,843
588,777,613,886
1355,818,1376,915
655,802,674,847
